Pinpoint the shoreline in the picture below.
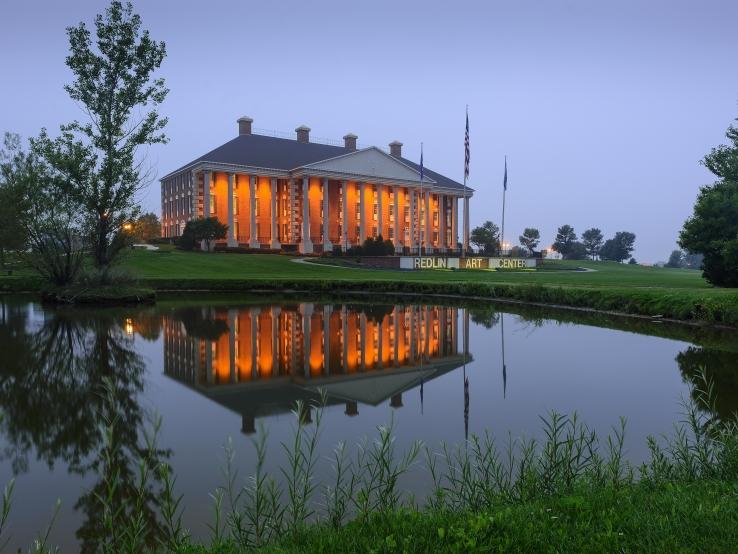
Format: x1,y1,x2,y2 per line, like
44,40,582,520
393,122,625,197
3,278,737,331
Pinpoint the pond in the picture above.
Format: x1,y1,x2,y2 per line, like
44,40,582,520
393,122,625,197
0,295,736,551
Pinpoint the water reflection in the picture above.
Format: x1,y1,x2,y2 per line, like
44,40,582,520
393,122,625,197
162,304,471,433
2,297,738,550
0,302,167,552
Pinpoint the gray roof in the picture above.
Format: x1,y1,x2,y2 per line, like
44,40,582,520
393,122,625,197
166,133,470,192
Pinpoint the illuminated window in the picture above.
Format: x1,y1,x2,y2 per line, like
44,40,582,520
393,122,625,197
389,228,394,239
210,194,216,215
233,196,239,215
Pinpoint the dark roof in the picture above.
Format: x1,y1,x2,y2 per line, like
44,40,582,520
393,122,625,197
166,133,469,192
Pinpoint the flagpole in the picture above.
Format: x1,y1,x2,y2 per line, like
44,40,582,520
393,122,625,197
501,156,507,256
419,142,423,256
463,105,468,255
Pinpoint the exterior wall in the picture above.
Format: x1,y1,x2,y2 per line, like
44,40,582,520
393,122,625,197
160,170,466,252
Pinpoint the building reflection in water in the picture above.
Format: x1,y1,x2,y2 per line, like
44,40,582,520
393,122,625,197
164,304,471,433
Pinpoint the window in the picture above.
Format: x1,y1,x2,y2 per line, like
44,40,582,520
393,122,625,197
389,227,394,239
210,194,216,215
233,196,239,216
254,196,259,217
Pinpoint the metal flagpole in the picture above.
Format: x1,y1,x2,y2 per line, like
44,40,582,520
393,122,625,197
501,156,507,256
419,142,423,256
463,106,469,255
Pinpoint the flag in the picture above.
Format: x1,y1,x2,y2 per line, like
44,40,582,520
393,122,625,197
503,156,508,191
464,108,470,180
419,143,424,182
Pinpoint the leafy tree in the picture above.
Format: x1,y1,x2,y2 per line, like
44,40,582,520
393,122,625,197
0,134,29,272
179,217,227,252
600,231,636,263
552,225,577,259
470,221,500,255
32,1,168,271
628,258,638,265
666,250,684,268
678,107,738,287
518,228,540,255
567,241,588,260
581,228,604,260
131,212,160,242
0,133,85,285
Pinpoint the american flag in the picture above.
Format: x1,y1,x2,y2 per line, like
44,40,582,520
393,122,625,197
464,108,470,180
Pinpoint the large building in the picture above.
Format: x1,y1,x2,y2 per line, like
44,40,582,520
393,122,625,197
160,117,473,253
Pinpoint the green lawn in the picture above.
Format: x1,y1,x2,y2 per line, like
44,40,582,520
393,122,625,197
3,249,738,326
123,248,717,291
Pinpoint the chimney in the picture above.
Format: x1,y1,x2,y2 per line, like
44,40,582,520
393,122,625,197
389,140,403,157
237,116,253,135
295,125,311,143
343,133,357,151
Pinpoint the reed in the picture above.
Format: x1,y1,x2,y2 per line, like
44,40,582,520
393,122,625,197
1,371,737,552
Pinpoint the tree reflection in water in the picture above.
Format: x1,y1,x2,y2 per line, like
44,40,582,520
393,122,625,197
0,301,168,552
677,346,738,422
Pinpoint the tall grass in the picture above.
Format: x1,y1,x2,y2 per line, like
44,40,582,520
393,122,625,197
1,371,737,552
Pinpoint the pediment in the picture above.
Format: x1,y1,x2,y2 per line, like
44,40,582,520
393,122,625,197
300,147,436,184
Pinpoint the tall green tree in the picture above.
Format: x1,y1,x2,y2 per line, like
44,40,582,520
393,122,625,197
552,225,577,259
32,1,168,271
581,228,604,260
518,228,540,255
470,221,500,255
131,212,161,242
666,250,684,268
0,133,85,285
679,105,738,286
0,134,29,272
600,231,636,263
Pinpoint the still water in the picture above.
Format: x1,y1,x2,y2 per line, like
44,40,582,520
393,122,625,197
0,296,736,550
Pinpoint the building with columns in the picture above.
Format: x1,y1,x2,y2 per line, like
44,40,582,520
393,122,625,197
160,116,473,253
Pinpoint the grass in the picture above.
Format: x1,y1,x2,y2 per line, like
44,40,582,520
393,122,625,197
2,248,738,323
123,249,738,326
4,374,738,552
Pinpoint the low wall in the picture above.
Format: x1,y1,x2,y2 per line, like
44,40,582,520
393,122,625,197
357,256,539,270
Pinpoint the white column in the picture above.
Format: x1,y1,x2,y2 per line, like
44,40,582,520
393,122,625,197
270,178,280,249
439,195,446,252
249,176,258,248
409,189,416,252
463,196,470,253
377,184,383,240
300,176,313,253
425,190,432,253
288,178,296,243
342,180,349,251
322,178,332,251
202,171,212,251
451,196,459,252
227,173,237,247
393,186,400,251
359,182,366,244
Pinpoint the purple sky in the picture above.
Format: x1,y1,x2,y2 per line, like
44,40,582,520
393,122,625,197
2,0,737,261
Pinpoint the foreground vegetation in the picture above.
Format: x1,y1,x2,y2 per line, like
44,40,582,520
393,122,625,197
2,374,738,552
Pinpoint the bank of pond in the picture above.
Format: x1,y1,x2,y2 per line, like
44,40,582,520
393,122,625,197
0,295,737,551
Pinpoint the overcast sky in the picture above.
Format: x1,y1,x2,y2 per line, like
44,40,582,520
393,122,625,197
1,0,737,261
